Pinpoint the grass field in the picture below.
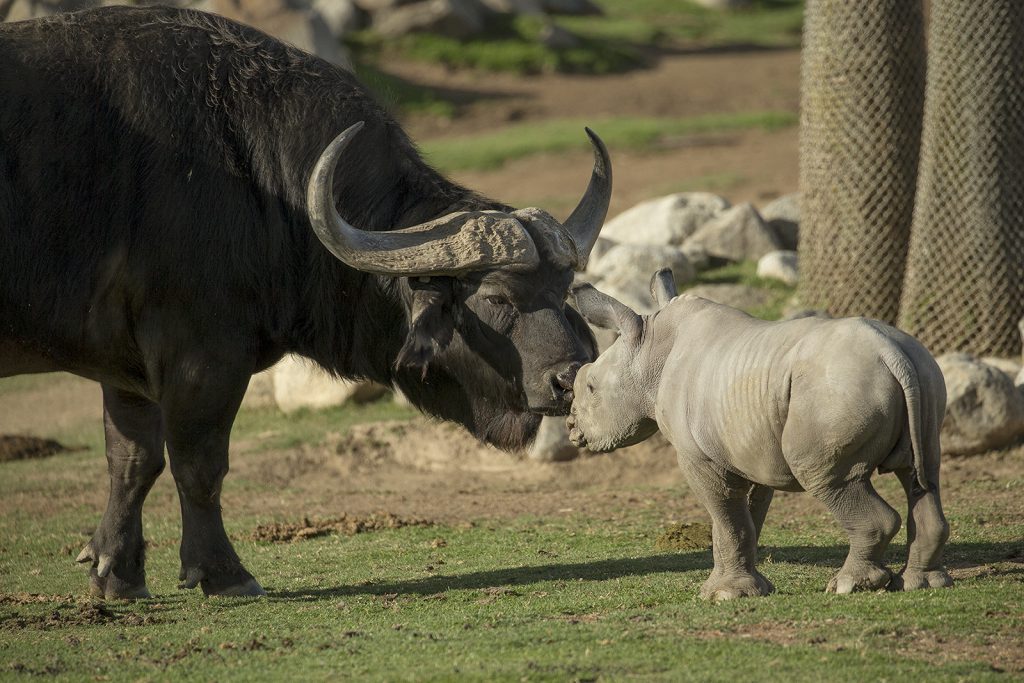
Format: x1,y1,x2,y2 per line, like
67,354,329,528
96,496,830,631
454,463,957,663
1,378,1022,680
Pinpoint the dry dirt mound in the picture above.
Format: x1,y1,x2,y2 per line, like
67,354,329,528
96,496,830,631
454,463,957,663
0,435,73,462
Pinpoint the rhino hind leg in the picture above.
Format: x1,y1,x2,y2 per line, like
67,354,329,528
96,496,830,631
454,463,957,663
890,469,953,591
812,479,901,594
77,386,165,600
680,456,774,601
162,363,265,598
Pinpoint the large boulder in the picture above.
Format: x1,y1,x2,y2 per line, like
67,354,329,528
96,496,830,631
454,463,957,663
312,0,367,36
691,0,751,9
761,192,800,251
683,283,773,313
936,353,1024,456
682,202,782,264
756,250,799,286
478,0,543,15
528,416,579,462
588,243,695,292
601,193,730,248
272,355,387,414
204,0,353,68
373,0,486,39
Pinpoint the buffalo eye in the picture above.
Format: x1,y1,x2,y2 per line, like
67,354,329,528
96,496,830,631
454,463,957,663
485,294,513,309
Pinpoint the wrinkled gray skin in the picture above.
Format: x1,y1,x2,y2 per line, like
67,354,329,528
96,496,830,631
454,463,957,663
567,272,953,600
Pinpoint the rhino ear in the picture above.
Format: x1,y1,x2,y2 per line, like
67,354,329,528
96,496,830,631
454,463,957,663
649,267,677,308
570,283,642,344
395,278,455,378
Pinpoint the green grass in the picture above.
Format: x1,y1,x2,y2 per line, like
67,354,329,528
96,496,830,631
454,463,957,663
349,1,804,77
687,260,796,321
352,62,456,119
421,111,797,172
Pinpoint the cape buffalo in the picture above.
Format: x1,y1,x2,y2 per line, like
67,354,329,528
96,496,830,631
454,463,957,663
0,6,610,598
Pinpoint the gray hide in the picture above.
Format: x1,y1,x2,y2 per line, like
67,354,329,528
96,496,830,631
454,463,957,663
567,275,953,600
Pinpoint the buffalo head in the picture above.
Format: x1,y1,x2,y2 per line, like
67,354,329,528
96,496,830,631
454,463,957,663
306,122,611,449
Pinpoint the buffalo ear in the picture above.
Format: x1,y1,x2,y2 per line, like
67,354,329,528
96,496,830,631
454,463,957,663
395,278,455,378
570,283,642,344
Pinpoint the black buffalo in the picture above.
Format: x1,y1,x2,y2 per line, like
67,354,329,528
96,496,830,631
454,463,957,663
0,6,611,598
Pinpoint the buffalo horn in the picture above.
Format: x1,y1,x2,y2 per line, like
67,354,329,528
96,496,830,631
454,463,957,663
307,122,540,277
562,128,612,271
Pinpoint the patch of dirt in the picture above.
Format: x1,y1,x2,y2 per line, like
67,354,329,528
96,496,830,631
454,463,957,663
654,522,712,551
245,512,433,543
0,434,74,462
0,601,159,631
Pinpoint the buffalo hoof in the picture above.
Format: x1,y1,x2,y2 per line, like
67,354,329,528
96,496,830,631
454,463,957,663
890,568,954,591
178,566,266,598
700,570,774,601
826,562,891,594
90,571,153,601
208,578,266,598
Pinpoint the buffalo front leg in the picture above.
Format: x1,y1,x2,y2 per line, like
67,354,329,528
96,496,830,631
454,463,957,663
77,386,164,600
811,479,901,594
890,469,953,590
163,374,264,597
679,454,774,601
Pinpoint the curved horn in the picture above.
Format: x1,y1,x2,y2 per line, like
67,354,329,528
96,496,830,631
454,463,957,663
307,122,540,277
562,128,612,271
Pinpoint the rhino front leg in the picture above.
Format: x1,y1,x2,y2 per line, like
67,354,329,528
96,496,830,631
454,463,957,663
890,469,953,590
748,483,774,543
679,455,774,601
77,386,164,600
812,479,901,594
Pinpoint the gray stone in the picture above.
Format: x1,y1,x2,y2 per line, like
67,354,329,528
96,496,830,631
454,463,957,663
312,0,366,35
528,416,579,462
756,250,799,286
601,192,730,248
981,356,1023,381
373,0,486,39
478,0,543,15
936,353,1024,456
588,242,695,297
241,368,276,408
691,0,750,8
681,243,712,272
761,192,800,251
683,202,782,264
273,354,387,414
353,0,412,11
538,21,579,49
1016,367,1024,390
541,0,600,15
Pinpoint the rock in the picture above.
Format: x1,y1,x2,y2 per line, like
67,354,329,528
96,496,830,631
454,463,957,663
205,0,353,68
588,243,695,297
241,368,277,408
684,283,772,313
756,250,799,286
353,0,412,11
601,193,730,248
392,388,414,408
587,236,615,267
981,356,1023,381
691,0,751,8
273,355,387,414
936,353,1024,456
681,243,712,272
538,21,579,49
1016,367,1024,390
478,0,543,15
528,416,579,462
312,0,367,36
683,202,782,264
761,192,799,251
373,0,486,39
540,0,600,15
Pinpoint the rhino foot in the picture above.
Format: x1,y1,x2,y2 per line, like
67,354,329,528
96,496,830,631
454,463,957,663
76,542,151,601
700,570,774,601
890,568,953,591
826,562,891,594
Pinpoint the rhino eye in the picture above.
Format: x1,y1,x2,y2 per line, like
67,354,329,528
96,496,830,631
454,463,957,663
587,381,595,393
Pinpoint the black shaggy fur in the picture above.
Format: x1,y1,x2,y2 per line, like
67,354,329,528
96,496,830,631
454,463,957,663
0,6,595,450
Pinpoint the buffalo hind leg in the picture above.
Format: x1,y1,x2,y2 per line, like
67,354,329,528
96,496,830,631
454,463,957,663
891,469,953,590
811,479,901,594
77,386,164,600
163,371,264,597
680,454,774,601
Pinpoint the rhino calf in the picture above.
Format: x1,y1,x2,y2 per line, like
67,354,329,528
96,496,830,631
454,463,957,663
567,269,953,600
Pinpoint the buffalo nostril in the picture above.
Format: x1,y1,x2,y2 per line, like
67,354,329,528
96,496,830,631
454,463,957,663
555,362,581,391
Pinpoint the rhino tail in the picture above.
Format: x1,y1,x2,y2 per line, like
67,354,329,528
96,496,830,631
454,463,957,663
880,347,931,492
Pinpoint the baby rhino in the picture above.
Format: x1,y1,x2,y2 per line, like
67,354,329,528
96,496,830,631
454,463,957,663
567,269,953,600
